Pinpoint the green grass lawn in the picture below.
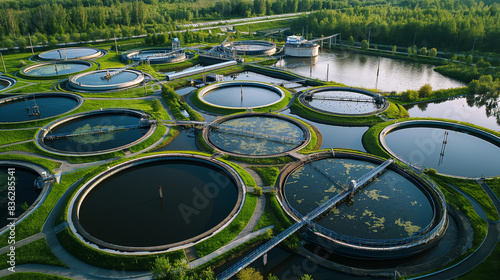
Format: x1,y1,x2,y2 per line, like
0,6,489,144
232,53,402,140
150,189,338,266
0,238,67,269
250,166,281,186
0,129,37,146
95,50,126,69
0,154,61,172
195,193,258,257
1,273,71,280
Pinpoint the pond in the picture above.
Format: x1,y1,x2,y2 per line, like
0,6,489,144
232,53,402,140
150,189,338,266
274,49,466,92
405,95,500,132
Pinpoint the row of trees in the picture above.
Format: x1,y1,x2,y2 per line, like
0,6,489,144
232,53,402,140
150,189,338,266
291,2,500,52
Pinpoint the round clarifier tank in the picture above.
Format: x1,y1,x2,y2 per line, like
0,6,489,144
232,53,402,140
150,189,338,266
70,154,244,251
68,69,145,91
380,120,500,178
37,109,155,155
223,40,277,55
279,151,447,259
0,164,42,228
122,48,186,64
205,113,310,157
22,61,92,77
199,81,285,109
0,93,83,123
38,47,103,61
300,87,389,116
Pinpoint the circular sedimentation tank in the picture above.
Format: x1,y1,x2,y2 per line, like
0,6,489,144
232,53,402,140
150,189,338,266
380,120,500,178
278,151,447,259
21,61,92,78
122,48,186,64
68,69,145,91
68,153,245,252
198,81,285,109
223,40,277,56
36,109,156,155
300,87,389,116
0,93,83,123
38,47,103,61
0,162,50,230
0,76,15,92
204,113,311,157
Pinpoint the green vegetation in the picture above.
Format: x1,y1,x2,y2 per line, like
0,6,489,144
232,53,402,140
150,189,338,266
162,85,204,122
250,166,281,186
195,193,258,257
151,55,201,73
75,99,169,121
0,154,61,172
431,175,498,221
293,3,500,53
57,228,184,271
254,193,300,250
0,128,37,146
128,124,167,153
133,63,166,80
0,273,70,280
397,86,468,103
152,257,214,280
0,238,67,269
429,177,487,261
460,241,500,279
95,51,126,69
361,120,395,159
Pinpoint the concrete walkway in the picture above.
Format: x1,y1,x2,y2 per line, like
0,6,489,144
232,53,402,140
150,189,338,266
236,195,266,240
0,139,34,148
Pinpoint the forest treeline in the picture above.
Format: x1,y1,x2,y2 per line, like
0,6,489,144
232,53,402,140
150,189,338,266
0,0,499,53
291,0,500,52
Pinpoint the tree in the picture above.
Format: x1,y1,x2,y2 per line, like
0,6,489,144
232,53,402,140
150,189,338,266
253,187,263,196
237,268,263,280
418,84,433,98
152,99,162,112
466,54,473,64
347,36,355,47
360,39,369,50
152,257,188,279
402,90,419,102
419,47,428,56
429,48,437,58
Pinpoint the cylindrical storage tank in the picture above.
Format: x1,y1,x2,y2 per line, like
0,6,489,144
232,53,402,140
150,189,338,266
68,69,145,91
277,151,448,259
223,40,277,56
284,44,320,57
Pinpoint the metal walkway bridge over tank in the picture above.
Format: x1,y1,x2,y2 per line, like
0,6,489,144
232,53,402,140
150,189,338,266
216,159,394,280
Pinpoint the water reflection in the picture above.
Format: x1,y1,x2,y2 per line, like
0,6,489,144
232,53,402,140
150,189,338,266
274,49,465,92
